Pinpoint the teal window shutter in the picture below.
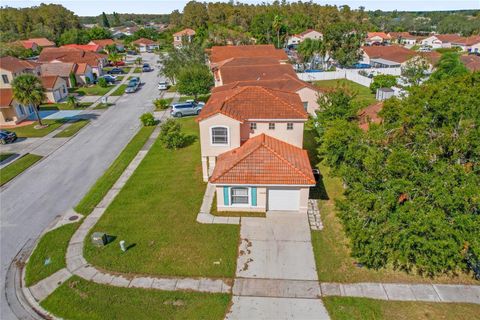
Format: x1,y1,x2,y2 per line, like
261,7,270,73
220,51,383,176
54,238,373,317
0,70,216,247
251,187,257,206
223,186,229,206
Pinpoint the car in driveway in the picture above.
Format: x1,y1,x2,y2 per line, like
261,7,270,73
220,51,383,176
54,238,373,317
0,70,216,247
99,75,117,84
170,101,204,117
158,81,169,90
142,63,152,72
0,130,17,144
125,80,139,93
107,67,125,75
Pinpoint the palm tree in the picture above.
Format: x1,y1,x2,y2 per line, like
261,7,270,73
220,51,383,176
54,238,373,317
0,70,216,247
108,52,122,65
11,74,46,126
272,15,283,48
66,95,78,109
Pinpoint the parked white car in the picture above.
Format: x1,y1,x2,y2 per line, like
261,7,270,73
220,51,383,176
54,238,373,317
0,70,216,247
158,82,169,90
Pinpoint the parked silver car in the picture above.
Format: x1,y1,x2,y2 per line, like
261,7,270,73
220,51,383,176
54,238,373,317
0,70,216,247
170,101,204,117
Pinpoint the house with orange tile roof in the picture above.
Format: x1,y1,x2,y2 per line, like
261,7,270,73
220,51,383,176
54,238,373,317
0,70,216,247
40,62,94,87
286,29,323,46
451,35,480,53
41,75,68,103
460,55,480,72
62,44,102,52
215,63,298,86
38,47,107,76
365,32,392,46
208,45,288,65
358,101,383,131
24,37,56,48
173,28,196,48
0,88,37,125
132,38,159,52
361,45,417,67
0,56,41,89
196,85,315,213
419,34,464,49
88,39,124,52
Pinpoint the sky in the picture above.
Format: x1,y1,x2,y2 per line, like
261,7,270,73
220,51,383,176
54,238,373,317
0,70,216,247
2,0,479,16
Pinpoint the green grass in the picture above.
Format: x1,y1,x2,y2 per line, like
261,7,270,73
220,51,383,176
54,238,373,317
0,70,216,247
75,126,155,215
25,223,80,287
178,94,211,103
93,103,114,110
0,153,13,162
84,118,239,278
323,297,480,320
304,124,479,284
40,102,93,111
314,79,377,106
111,84,127,96
6,120,65,138
167,85,177,92
0,153,42,186
53,119,90,138
41,276,230,320
116,76,124,81
70,85,112,96
133,67,142,73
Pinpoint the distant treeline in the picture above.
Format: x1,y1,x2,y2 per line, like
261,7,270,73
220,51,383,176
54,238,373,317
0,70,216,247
79,13,170,26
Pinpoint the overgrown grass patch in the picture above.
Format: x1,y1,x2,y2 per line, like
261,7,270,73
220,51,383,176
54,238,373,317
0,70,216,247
54,119,90,138
84,118,239,278
41,276,230,320
75,126,155,215
25,223,80,286
0,153,42,186
314,79,376,106
323,296,480,320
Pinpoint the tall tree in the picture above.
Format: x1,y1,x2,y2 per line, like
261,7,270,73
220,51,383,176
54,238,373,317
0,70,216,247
12,74,46,126
182,1,208,29
401,57,429,86
430,52,469,81
101,12,110,28
272,15,283,48
112,12,121,27
324,22,365,67
176,64,214,100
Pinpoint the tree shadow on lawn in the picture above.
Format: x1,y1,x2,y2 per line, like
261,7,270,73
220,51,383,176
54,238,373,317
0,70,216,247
309,176,329,200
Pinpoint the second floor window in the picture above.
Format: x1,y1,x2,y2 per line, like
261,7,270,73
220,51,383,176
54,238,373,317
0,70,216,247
250,122,257,130
303,101,308,110
2,75,9,84
287,123,294,130
211,127,228,145
269,123,275,130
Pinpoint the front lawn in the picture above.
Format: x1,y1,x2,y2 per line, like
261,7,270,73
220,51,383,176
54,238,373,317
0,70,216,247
25,223,80,286
6,120,65,137
133,67,142,73
0,153,42,186
40,102,93,111
54,119,90,138
178,94,211,103
315,79,376,106
70,85,112,96
93,103,114,110
75,126,155,215
323,297,480,320
304,124,479,284
211,195,265,218
111,84,127,96
41,276,230,320
84,118,239,278
0,153,13,162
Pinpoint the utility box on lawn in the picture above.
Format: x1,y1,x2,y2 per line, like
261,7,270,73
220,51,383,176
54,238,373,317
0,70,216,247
91,232,108,246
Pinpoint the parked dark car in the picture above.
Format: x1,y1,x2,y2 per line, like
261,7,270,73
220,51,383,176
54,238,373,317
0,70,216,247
107,67,125,75
142,63,152,72
127,50,138,55
99,75,117,84
0,130,17,144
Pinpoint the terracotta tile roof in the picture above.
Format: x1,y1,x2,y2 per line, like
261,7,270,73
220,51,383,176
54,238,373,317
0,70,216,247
40,62,75,77
132,38,157,45
213,56,281,69
358,101,383,131
0,56,39,73
25,37,55,47
362,45,416,63
89,39,116,46
0,88,14,108
62,44,101,52
367,32,392,40
197,86,308,122
20,40,37,49
435,34,464,43
75,63,89,74
219,63,298,84
460,55,480,72
298,29,321,37
452,35,480,46
40,75,59,89
210,134,315,185
212,74,322,94
173,28,196,37
38,47,106,67
209,45,288,64
388,32,411,39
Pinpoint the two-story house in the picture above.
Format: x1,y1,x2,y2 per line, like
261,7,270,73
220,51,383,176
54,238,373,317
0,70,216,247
173,28,196,48
287,29,323,47
196,85,315,213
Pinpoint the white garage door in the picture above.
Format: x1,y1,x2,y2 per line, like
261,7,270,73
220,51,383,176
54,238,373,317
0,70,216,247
268,188,300,211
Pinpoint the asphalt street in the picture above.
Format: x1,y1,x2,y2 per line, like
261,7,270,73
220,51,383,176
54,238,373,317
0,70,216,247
0,53,163,319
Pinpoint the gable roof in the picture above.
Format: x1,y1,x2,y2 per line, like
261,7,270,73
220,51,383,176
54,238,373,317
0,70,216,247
0,56,39,73
25,37,55,47
362,45,416,63
213,56,281,69
0,88,14,108
40,75,59,89
210,133,315,185
367,32,392,40
89,39,116,46
358,101,383,131
209,45,288,64
19,40,37,49
219,63,298,84
197,86,308,122
434,34,464,43
132,38,157,45
38,47,106,67
40,62,75,77
62,44,101,52
460,55,480,72
173,28,196,37
452,35,480,46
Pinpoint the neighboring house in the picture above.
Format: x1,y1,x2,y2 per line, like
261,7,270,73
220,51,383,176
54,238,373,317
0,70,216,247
215,63,298,86
0,88,35,125
286,29,323,46
420,34,463,49
451,36,480,53
173,28,196,48
110,26,139,38
88,39,125,52
361,45,416,67
358,101,383,131
208,45,289,66
17,40,39,51
196,85,314,213
41,76,68,103
0,56,41,89
460,55,480,72
388,32,425,47
365,32,392,46
212,74,324,115
38,47,107,77
132,38,159,52
40,62,94,87
61,44,102,52
25,38,55,48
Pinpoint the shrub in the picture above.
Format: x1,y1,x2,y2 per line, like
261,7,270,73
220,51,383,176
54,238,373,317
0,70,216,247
85,77,91,85
369,74,397,93
139,112,155,126
159,118,186,149
97,77,108,88
153,98,169,110
66,96,78,108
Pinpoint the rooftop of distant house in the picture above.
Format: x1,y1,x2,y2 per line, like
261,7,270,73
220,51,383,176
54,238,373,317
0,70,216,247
208,44,288,64
367,32,392,40
0,56,39,73
358,101,384,131
24,37,55,47
460,55,480,72
38,47,106,67
362,45,416,63
218,63,298,84
132,38,157,45
173,28,196,37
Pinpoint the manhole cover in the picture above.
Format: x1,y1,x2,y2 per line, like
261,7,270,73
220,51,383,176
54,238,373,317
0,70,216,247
68,215,79,221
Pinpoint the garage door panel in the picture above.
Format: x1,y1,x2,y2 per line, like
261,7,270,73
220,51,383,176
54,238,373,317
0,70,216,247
268,188,300,211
